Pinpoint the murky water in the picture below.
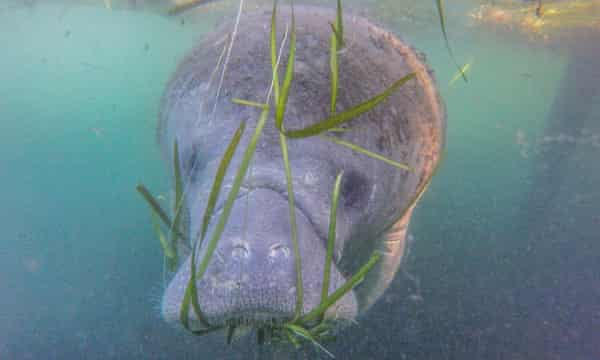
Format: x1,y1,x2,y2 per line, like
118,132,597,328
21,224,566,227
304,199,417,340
1,1,598,359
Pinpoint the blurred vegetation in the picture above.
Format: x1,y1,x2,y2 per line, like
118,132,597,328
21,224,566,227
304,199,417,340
467,0,600,43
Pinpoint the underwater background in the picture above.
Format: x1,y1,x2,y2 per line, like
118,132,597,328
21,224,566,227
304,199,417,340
1,0,598,359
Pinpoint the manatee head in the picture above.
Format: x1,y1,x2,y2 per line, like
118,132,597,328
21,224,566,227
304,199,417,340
157,6,445,335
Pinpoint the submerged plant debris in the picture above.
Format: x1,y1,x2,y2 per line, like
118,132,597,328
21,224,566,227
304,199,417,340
435,0,468,83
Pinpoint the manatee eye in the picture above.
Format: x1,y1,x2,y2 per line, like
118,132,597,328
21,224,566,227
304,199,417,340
340,171,370,209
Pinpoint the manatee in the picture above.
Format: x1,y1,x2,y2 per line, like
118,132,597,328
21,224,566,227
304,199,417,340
158,5,445,334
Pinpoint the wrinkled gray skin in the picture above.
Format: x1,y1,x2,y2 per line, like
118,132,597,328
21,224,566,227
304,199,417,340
158,6,445,332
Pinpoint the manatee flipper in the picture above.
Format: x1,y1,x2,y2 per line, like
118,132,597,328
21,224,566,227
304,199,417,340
358,205,414,312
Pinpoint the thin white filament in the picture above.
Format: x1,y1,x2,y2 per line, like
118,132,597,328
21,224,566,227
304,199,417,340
210,0,246,122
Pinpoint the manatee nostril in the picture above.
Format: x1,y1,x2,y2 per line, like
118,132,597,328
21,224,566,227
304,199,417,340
231,243,250,260
268,243,290,260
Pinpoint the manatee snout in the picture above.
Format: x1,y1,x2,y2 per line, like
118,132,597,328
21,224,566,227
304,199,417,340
161,187,357,329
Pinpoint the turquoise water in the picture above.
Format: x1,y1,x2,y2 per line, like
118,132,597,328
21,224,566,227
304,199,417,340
1,1,598,359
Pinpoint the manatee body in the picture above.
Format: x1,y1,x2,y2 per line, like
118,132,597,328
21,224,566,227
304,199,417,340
159,6,445,332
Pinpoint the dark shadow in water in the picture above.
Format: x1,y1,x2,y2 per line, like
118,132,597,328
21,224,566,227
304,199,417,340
512,32,600,359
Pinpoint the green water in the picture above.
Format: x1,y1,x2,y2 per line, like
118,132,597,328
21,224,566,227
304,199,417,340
3,1,595,359
0,4,210,357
